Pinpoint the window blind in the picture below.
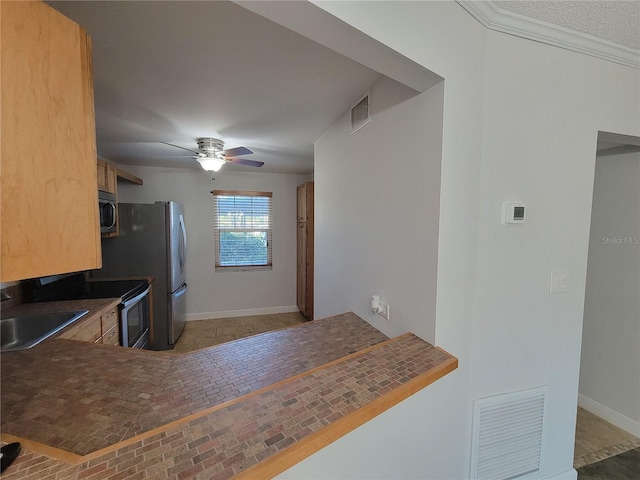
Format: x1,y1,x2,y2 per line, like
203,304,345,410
212,190,272,270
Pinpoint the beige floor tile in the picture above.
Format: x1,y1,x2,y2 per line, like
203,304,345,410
169,312,307,354
217,325,254,336
574,407,640,469
575,408,638,458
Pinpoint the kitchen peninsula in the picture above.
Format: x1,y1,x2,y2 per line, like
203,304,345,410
0,312,457,479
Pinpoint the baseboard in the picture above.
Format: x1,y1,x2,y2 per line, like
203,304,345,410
578,393,640,436
185,305,300,321
543,468,577,480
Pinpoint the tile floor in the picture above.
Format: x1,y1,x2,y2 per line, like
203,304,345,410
574,407,640,468
171,312,307,353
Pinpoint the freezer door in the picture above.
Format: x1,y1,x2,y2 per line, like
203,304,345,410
169,283,187,345
166,202,187,292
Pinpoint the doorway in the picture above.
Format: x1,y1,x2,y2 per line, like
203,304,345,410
576,132,640,467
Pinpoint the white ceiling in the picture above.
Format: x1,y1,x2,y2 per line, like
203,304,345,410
48,1,383,174
48,1,639,174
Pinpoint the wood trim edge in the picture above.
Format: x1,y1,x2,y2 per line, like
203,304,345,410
233,355,459,480
0,433,84,465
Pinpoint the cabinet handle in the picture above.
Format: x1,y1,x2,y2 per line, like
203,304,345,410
107,331,117,338
106,311,116,317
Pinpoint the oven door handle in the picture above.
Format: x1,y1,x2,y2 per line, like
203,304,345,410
122,285,150,309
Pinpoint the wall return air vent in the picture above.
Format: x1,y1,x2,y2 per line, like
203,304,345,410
470,386,548,480
350,93,370,134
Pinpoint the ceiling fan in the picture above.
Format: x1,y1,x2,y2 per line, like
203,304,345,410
163,138,264,171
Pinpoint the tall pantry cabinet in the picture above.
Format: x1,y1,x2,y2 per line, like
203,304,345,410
1,0,101,282
296,182,314,319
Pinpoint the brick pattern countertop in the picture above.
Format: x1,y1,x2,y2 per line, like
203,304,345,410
1,332,456,480
1,312,388,456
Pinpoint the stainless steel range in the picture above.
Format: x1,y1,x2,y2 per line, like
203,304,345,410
24,273,151,349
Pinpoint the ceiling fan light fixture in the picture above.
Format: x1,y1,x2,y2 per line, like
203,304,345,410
197,155,225,172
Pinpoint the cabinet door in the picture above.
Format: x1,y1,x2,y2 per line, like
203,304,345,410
297,223,307,316
106,163,118,195
61,313,102,343
297,184,307,222
1,1,101,282
97,160,109,191
97,160,117,194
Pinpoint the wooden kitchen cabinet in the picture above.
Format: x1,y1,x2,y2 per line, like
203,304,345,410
1,0,101,282
100,323,120,346
98,305,120,345
297,182,314,319
97,159,118,195
61,312,102,343
59,303,120,346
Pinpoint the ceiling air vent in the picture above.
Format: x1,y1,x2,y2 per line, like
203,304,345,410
350,93,370,134
470,386,548,480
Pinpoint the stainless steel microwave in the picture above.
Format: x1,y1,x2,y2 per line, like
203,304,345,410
98,190,117,234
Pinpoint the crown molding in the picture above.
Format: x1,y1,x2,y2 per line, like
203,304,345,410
456,0,639,69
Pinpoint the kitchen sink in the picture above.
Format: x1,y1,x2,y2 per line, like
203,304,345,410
0,310,89,352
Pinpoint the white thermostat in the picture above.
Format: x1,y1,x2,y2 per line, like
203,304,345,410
501,202,526,225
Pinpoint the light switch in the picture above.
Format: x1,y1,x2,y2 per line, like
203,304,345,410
550,270,568,294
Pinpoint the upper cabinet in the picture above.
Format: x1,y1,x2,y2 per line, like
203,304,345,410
97,159,118,195
1,1,101,282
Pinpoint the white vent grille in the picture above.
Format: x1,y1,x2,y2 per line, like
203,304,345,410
470,386,548,480
350,93,370,134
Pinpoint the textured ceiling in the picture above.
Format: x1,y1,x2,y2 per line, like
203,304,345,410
494,1,640,50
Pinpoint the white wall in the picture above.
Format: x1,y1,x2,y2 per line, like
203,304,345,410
117,166,310,319
314,75,443,341
579,150,640,435
275,1,640,480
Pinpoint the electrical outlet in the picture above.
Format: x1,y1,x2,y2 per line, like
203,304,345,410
378,302,390,320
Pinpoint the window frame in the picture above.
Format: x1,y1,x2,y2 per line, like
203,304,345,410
211,190,273,272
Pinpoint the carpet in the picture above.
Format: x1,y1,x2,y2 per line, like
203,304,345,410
577,447,640,479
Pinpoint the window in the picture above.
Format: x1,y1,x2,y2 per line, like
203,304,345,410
212,190,272,271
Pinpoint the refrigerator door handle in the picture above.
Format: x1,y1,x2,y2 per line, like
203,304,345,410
175,283,187,297
178,214,187,272
170,283,187,344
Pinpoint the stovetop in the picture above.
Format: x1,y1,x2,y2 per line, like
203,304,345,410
24,273,148,304
83,280,148,302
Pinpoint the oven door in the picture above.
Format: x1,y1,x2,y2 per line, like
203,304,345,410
120,286,150,349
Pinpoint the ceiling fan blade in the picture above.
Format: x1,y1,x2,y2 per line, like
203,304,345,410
228,158,264,168
161,142,201,155
223,146,253,157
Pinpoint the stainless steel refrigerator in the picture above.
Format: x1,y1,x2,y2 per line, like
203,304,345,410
95,201,187,350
